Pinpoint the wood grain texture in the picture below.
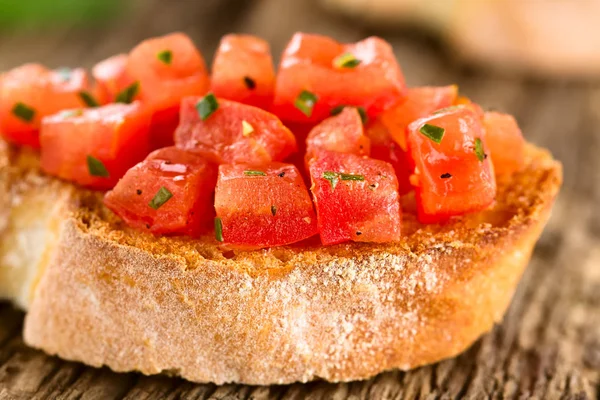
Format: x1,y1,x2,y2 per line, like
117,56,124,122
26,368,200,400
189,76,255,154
0,0,599,398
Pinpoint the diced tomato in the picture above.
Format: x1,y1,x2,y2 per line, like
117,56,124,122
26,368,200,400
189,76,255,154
377,86,458,149
406,106,496,223
40,102,151,189
305,107,370,166
92,53,132,104
175,96,297,165
0,64,90,148
215,163,318,249
483,111,525,174
272,33,406,123
211,34,275,110
454,96,485,119
127,32,210,148
309,151,401,245
104,147,217,236
365,119,413,194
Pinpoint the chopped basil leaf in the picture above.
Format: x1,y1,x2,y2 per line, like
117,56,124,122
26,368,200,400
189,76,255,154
323,171,339,190
78,91,100,108
214,217,224,242
330,105,345,116
474,138,487,161
244,170,266,176
419,124,445,144
271,205,277,216
148,187,173,210
330,105,367,124
86,155,109,178
11,102,35,122
196,93,219,120
157,49,173,65
340,173,365,181
334,52,362,69
243,76,256,90
242,120,254,137
356,107,368,124
294,90,318,117
115,81,140,104
56,67,72,81
440,173,452,179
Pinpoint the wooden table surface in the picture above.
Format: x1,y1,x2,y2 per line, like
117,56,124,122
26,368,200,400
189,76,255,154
0,1,599,399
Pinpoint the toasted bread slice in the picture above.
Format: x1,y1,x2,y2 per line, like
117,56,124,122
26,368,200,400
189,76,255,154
0,140,561,385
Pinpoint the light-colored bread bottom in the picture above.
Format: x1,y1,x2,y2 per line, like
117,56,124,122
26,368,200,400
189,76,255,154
0,142,561,385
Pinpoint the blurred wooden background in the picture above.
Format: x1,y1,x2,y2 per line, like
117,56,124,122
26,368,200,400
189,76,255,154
0,0,599,398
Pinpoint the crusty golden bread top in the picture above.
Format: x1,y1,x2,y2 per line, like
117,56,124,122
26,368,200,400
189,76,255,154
1,140,562,279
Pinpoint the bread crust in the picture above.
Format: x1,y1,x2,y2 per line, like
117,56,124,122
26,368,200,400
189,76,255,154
2,143,561,385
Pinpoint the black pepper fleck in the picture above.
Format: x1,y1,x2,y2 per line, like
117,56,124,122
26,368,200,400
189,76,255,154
440,173,452,179
356,231,362,236
278,171,286,178
136,189,142,195
243,76,256,90
145,224,150,229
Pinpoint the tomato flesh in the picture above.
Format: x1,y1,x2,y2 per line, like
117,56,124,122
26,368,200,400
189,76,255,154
0,64,90,148
406,106,496,223
127,32,210,148
309,151,401,245
215,163,318,249
272,33,406,123
211,34,275,110
483,111,525,174
104,147,217,236
92,54,132,104
305,107,370,166
40,102,151,189
175,97,297,165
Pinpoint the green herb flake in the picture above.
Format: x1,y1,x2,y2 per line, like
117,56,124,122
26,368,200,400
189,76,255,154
340,173,365,181
157,49,173,65
333,52,362,69
196,93,219,120
294,90,318,117
419,124,445,144
78,91,100,108
11,102,35,122
322,171,339,190
330,105,367,124
115,81,140,104
148,187,173,210
474,138,487,162
214,217,224,242
244,170,266,176
271,205,277,216
86,155,109,178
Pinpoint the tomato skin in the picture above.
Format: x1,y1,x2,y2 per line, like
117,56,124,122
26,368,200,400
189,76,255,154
309,151,401,245
406,106,496,223
483,111,525,174
305,107,370,165
0,64,90,148
211,34,275,110
175,97,297,165
215,163,318,249
40,102,152,189
272,33,406,123
104,147,218,236
127,32,210,148
365,119,413,195
92,54,132,104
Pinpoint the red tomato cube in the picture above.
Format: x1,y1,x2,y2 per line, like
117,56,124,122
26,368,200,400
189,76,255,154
407,106,496,223
92,53,132,104
305,107,370,165
211,34,275,110
104,147,217,236
0,64,91,148
175,96,297,165
40,102,151,190
377,86,458,149
127,33,211,149
365,119,413,195
272,33,406,123
483,111,526,175
214,163,318,249
309,151,402,245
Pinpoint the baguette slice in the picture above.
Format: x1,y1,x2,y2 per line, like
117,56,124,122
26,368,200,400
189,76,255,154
0,140,561,385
